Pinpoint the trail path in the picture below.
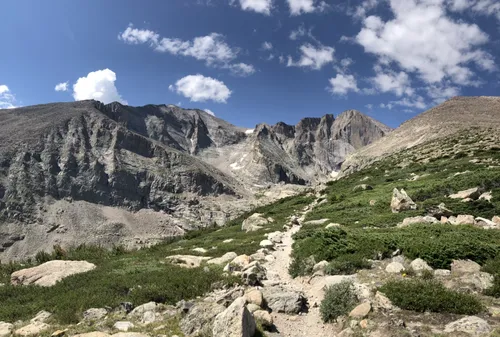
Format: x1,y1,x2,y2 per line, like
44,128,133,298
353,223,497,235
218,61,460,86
262,201,340,337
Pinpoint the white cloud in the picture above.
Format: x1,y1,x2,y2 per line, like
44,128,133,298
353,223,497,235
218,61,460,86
72,69,127,105
119,25,254,76
262,41,273,50
287,43,334,70
425,83,461,103
204,109,215,116
286,0,328,15
371,67,414,96
365,104,373,110
356,0,495,86
0,85,17,109
54,81,69,92
353,0,379,18
171,74,231,103
289,25,307,40
447,0,500,20
227,63,256,77
235,0,273,15
327,74,359,95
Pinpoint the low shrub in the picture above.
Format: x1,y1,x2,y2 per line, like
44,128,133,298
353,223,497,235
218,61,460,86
380,279,483,314
325,254,372,275
320,281,357,323
482,257,500,298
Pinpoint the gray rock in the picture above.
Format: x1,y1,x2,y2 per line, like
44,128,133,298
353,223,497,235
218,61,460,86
451,260,481,275
479,191,493,202
399,216,438,227
30,310,52,323
475,217,498,229
0,322,13,337
128,302,164,324
253,310,273,329
242,261,267,286
165,255,211,268
242,213,269,232
212,297,256,337
113,321,134,332
434,269,451,277
455,214,475,225
349,302,371,318
267,231,283,244
259,240,274,250
449,187,481,200
353,184,373,192
207,252,238,265
11,260,95,287
83,308,108,321
444,316,491,336
14,323,50,336
391,189,416,213
385,262,405,273
262,286,307,314
410,258,433,274
180,301,225,337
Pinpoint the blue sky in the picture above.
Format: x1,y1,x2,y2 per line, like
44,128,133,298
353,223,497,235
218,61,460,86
1,0,499,128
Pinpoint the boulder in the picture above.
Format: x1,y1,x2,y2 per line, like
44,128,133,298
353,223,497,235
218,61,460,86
207,252,238,265
426,203,453,218
192,247,208,254
30,310,52,323
372,292,394,311
449,187,481,200
289,215,301,226
242,261,267,286
475,217,498,229
390,189,416,213
127,302,165,324
11,260,95,287
444,316,491,336
227,255,252,271
242,213,269,232
83,308,108,321
493,216,500,225
247,303,261,313
369,200,377,206
455,215,475,225
0,322,13,337
478,191,493,202
399,216,438,227
304,219,330,225
253,310,273,329
410,258,433,274
113,321,134,332
349,302,371,319
434,269,451,277
312,261,329,275
14,323,50,336
445,272,494,293
212,297,256,337
325,223,341,229
165,255,210,268
267,231,283,244
245,289,264,307
180,301,225,337
259,240,275,250
385,262,405,274
451,260,481,275
353,184,373,192
262,286,307,314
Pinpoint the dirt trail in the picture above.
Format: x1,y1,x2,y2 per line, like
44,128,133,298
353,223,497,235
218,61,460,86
263,202,340,337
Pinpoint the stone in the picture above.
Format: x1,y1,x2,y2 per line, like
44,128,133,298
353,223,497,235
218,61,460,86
250,252,266,262
128,302,164,324
449,187,481,200
14,323,50,336
338,328,355,337
410,258,433,274
192,247,208,254
493,216,500,225
455,214,475,225
369,200,377,206
373,292,393,311
450,272,494,292
83,308,108,321
399,216,438,227
51,330,67,337
262,286,307,314
165,255,210,268
349,302,371,319
246,303,261,313
241,262,267,286
475,217,498,229
242,213,269,232
444,316,491,336
441,216,448,223
353,184,373,192
392,255,405,264
478,191,493,202
11,260,95,287
385,262,405,273
245,289,263,307
312,261,329,275
212,297,256,337
30,310,52,323
73,333,110,337
259,240,275,250
304,219,330,225
113,321,134,332
267,231,283,244
451,260,481,275
289,215,301,225
434,269,451,277
227,255,252,271
427,203,453,218
353,283,371,302
223,239,234,243
325,223,341,229
180,301,225,337
207,252,238,265
359,319,369,329
0,322,13,337
391,188,417,213
253,310,273,329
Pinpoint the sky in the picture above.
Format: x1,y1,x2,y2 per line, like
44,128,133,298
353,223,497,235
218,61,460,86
1,0,499,128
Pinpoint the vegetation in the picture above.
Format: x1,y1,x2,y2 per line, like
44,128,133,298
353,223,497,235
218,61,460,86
325,254,372,276
482,257,500,298
320,281,358,323
380,279,484,314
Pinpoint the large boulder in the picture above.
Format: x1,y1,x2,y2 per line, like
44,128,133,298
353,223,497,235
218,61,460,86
444,316,491,336
127,302,172,324
399,216,438,227
449,187,481,200
212,297,256,337
390,189,416,213
451,260,481,275
349,302,371,319
426,203,453,218
475,217,498,229
262,286,307,314
11,260,95,287
493,216,500,225
180,301,225,337
165,255,210,268
83,308,108,321
242,213,270,232
208,252,238,265
454,215,475,225
253,310,273,329
0,322,13,337
226,255,253,272
410,258,433,274
14,323,50,336
241,261,267,286
385,262,405,274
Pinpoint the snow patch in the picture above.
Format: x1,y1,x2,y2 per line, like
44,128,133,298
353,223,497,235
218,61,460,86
245,129,254,134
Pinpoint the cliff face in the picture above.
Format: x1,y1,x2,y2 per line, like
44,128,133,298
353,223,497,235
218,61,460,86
0,100,390,259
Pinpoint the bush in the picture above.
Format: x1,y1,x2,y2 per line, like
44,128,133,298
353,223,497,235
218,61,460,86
320,281,358,323
380,279,484,314
482,257,500,298
325,255,372,275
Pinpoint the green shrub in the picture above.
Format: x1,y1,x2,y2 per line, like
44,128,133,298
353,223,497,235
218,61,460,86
325,255,372,275
35,251,51,264
380,279,484,314
482,257,500,298
320,281,358,323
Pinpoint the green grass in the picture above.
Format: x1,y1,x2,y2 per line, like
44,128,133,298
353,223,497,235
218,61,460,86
380,279,484,314
320,281,358,323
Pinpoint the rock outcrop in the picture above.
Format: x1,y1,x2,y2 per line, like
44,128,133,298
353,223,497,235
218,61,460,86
11,260,96,286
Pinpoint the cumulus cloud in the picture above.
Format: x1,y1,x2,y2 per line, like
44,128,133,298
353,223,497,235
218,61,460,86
0,85,17,109
371,67,414,96
227,63,256,77
447,0,500,20
353,0,380,18
119,24,254,76
286,0,329,15
327,74,359,95
287,43,334,70
55,81,69,92
73,69,127,104
356,0,495,86
231,0,273,15
261,41,273,50
170,74,231,103
204,109,216,116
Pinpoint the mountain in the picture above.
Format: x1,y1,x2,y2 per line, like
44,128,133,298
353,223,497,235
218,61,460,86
0,100,389,259
341,96,500,175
